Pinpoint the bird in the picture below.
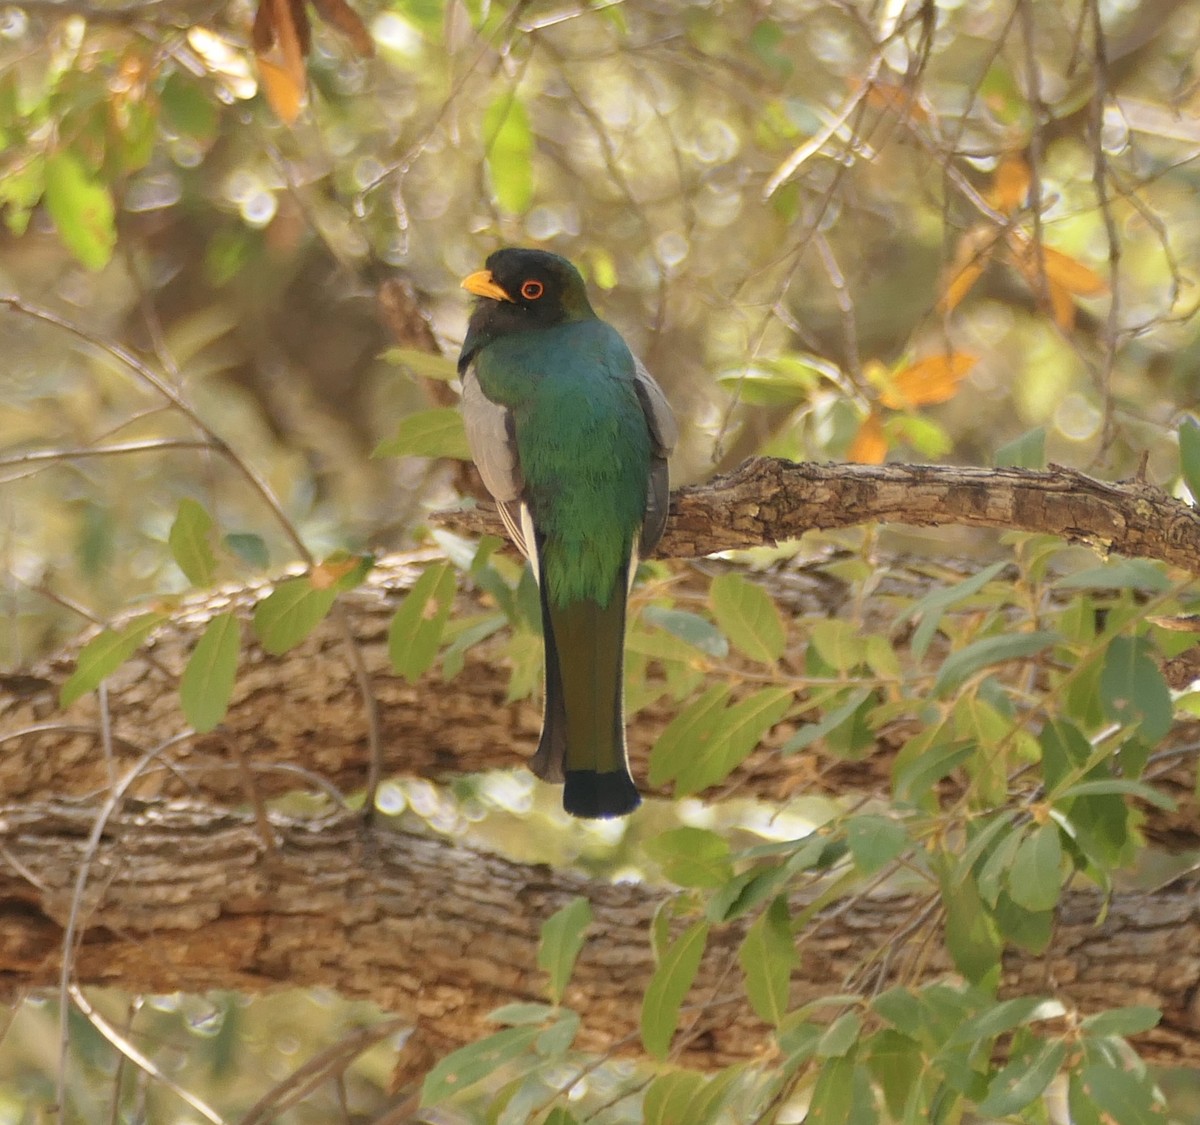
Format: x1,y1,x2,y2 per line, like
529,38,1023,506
458,248,677,818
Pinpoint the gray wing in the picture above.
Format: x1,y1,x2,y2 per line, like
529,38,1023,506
461,365,533,561
634,359,677,557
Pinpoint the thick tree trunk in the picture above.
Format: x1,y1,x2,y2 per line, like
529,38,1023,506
3,801,1200,1082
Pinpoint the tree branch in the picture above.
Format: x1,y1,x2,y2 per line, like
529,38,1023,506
441,458,1200,575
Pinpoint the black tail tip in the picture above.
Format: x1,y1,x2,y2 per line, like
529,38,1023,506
563,770,641,819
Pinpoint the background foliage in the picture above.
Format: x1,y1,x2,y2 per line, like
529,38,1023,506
4,0,1200,1120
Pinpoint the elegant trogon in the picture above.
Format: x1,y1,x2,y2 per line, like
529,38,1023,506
458,248,677,818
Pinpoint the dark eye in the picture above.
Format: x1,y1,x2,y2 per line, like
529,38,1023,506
520,279,544,300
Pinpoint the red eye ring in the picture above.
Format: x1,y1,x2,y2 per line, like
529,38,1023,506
520,279,544,301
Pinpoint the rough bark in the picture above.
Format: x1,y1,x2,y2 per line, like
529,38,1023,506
3,801,1199,1079
442,457,1200,574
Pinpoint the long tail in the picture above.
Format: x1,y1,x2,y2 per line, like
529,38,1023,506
529,560,640,819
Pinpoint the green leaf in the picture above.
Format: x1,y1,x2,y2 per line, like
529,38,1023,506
537,897,592,1005
1056,778,1175,811
892,731,974,807
385,346,459,382
180,612,240,733
806,1054,855,1122
901,561,1009,661
224,532,270,570
942,872,1002,985
739,897,794,1026
1080,1005,1161,1038
977,1037,1067,1117
945,997,1061,1048
669,687,793,796
420,1026,540,1105
388,561,458,682
648,685,732,786
641,606,729,659
783,688,873,753
868,1029,923,1121
1056,558,1171,592
44,149,115,270
542,1108,579,1125
1180,416,1200,503
486,1002,557,1025
252,577,337,655
169,498,218,587
645,827,732,888
160,71,219,141
60,613,165,707
641,920,709,1059
933,631,1057,696
1074,1063,1164,1125
1100,636,1174,743
809,618,867,672
715,358,822,405
1007,823,1063,913
643,1071,706,1125
709,573,785,664
373,408,472,461
995,426,1046,469
483,93,534,214
817,1011,862,1059
845,815,908,875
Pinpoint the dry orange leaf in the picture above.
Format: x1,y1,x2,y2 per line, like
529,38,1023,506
881,353,978,410
1006,234,1106,329
859,79,931,124
310,556,359,589
988,153,1031,214
848,410,888,464
937,226,1001,315
254,0,309,123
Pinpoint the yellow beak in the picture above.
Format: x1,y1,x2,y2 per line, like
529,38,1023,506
461,269,513,302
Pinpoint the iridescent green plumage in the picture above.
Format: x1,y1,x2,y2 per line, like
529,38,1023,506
459,249,676,818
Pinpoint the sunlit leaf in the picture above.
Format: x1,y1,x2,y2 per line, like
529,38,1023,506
374,407,472,460
180,612,240,733
169,498,218,587
644,827,732,888
483,93,534,215
44,149,116,271
643,1071,706,1125
537,897,592,1005
709,573,785,664
641,920,709,1059
640,606,729,659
